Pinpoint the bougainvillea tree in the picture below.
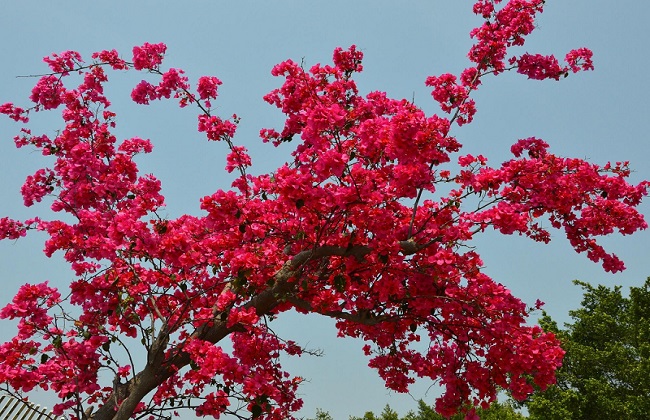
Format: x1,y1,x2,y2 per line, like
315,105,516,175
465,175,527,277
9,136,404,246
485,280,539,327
0,1,647,419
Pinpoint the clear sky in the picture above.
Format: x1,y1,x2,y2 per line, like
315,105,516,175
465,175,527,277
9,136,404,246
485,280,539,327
1,1,649,419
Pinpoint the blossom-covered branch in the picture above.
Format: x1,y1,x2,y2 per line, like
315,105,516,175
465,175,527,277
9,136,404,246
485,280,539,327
0,1,647,419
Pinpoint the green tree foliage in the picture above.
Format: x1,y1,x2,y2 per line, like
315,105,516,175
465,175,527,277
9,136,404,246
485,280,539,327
523,279,650,419
343,400,524,420
348,405,399,420
310,408,334,420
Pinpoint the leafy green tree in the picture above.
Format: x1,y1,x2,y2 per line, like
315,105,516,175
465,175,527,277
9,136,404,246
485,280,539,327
523,279,650,419
308,408,334,420
349,405,399,420
467,402,526,420
346,400,524,420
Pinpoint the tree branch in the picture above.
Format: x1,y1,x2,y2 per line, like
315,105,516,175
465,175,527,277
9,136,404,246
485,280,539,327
90,239,428,420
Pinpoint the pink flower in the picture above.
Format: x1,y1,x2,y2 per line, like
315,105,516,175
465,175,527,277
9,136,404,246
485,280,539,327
225,146,252,173
91,49,128,70
132,42,167,70
131,80,158,104
156,68,189,99
0,218,28,240
516,53,565,80
510,137,549,158
565,47,594,73
30,75,65,110
197,114,237,141
226,307,259,327
117,365,131,378
458,154,476,167
43,50,82,74
118,137,154,155
197,76,222,100
332,45,364,73
0,103,29,122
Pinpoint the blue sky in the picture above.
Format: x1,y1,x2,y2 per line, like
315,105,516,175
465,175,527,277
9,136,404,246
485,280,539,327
1,1,649,418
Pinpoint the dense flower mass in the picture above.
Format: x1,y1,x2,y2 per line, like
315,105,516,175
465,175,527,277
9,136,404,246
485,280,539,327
197,76,222,100
131,42,167,71
0,2,647,420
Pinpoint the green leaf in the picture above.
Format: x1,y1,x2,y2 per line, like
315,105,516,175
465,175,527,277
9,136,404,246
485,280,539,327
333,274,347,292
251,403,263,418
519,278,650,420
52,335,62,349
